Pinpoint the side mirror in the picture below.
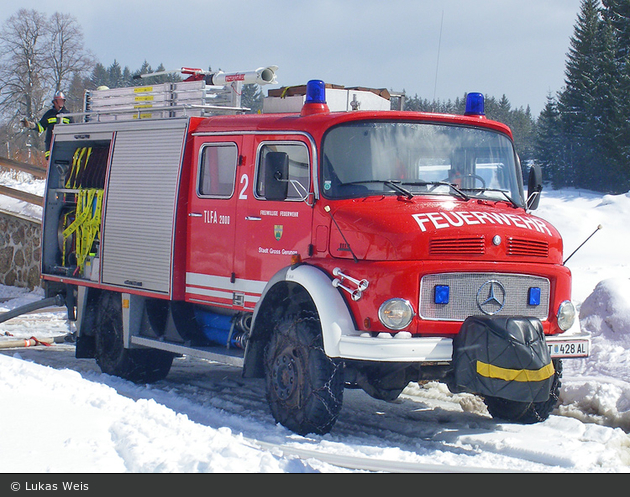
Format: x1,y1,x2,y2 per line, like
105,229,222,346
264,152,289,201
527,163,543,210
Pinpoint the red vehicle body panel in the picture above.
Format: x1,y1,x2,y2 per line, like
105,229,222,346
170,110,569,338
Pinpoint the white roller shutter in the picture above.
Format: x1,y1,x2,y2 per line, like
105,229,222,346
101,120,188,294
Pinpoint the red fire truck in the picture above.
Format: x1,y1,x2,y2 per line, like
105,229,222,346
40,67,590,435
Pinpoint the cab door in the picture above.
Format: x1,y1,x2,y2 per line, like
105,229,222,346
233,136,314,300
186,137,242,307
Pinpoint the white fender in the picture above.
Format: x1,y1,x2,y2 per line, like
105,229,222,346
254,264,355,357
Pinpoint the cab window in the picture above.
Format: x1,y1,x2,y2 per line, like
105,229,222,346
198,143,238,198
256,142,310,200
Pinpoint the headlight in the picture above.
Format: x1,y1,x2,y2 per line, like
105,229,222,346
378,298,414,330
557,300,576,331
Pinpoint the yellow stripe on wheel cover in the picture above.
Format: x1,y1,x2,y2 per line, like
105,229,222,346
476,360,555,382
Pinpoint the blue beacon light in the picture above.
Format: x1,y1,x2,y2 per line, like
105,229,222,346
465,92,485,116
305,80,326,104
301,79,330,116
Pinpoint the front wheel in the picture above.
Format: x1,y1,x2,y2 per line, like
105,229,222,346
94,291,173,383
264,309,344,436
484,359,563,423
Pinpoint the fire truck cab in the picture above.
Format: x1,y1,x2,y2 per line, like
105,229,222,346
41,72,590,436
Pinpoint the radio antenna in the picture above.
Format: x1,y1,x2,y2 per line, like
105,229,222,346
564,225,602,265
433,9,444,108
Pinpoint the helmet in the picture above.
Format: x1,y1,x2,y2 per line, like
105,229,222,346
53,91,66,101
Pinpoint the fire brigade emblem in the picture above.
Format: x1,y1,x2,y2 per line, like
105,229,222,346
274,224,283,241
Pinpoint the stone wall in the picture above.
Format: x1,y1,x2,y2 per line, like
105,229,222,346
0,210,42,289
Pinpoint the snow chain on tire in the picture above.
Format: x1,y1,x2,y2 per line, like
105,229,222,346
484,359,563,424
264,309,344,436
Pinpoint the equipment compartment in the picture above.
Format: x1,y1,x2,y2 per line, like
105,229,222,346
42,136,111,280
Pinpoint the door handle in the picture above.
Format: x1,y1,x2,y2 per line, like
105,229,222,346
245,216,262,221
189,212,203,217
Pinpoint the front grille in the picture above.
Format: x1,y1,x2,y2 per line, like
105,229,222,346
507,237,549,257
419,272,550,321
429,236,485,256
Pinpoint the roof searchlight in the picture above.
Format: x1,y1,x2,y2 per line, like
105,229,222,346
205,66,278,86
134,66,279,86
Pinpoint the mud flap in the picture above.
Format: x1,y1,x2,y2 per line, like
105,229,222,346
451,316,554,403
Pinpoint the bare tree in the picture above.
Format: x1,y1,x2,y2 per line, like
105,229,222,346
46,12,95,96
0,9,48,124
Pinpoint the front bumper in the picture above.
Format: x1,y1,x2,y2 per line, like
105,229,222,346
336,329,591,363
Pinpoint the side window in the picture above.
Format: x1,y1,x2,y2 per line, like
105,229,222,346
256,142,310,200
198,143,238,197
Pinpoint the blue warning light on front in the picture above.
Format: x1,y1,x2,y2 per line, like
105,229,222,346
434,285,450,304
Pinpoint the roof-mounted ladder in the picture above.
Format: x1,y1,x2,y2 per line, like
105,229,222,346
80,65,278,122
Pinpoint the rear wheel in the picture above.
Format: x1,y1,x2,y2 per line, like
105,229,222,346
264,308,344,435
484,359,563,423
94,291,173,383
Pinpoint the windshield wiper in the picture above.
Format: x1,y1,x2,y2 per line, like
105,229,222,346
401,181,470,201
337,179,469,201
384,180,413,199
337,179,415,198
459,187,519,208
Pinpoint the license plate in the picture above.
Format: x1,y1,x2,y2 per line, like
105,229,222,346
548,340,589,358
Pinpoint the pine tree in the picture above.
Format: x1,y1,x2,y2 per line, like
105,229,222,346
89,62,109,89
536,94,567,187
601,0,630,191
590,17,625,191
508,104,536,163
550,0,630,192
107,60,124,88
241,84,263,113
493,95,512,125
602,0,630,60
558,0,603,189
66,71,86,113
121,66,133,86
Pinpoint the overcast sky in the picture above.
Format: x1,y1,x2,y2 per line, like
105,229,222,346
2,0,583,116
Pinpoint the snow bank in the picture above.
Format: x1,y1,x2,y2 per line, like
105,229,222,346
580,278,630,349
556,278,630,432
0,353,318,473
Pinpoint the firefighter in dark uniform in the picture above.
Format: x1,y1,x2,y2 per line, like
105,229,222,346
22,91,73,159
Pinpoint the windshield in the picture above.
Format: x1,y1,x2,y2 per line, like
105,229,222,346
321,121,523,205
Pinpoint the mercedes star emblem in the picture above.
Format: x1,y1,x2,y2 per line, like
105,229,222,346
476,280,506,315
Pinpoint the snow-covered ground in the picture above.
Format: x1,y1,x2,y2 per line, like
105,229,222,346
0,171,629,473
